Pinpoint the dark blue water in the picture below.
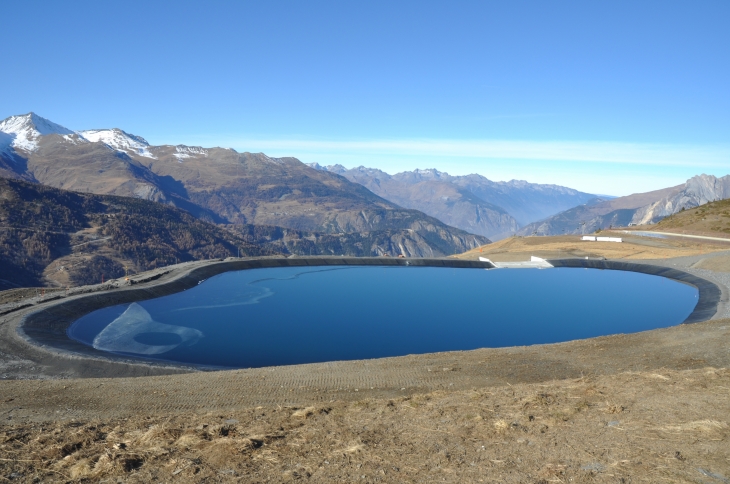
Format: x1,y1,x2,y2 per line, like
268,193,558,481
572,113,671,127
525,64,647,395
68,266,698,368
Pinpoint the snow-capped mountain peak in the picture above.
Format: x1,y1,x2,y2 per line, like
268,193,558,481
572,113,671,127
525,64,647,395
412,168,446,179
0,112,74,152
79,128,156,159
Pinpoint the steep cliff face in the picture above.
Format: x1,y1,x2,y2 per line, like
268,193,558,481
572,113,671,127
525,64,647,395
631,175,730,224
517,175,730,236
237,223,488,258
649,196,730,236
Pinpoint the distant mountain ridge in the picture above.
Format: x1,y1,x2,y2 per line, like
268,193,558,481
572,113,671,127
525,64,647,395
310,163,597,239
518,174,730,236
0,113,488,258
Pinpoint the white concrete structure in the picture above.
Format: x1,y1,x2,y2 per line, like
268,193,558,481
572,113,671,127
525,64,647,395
479,256,553,269
582,236,622,243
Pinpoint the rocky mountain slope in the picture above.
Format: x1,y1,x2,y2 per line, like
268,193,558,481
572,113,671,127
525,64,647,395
312,165,518,239
440,172,597,226
229,223,485,259
631,174,730,225
0,113,487,258
645,194,730,237
312,164,596,239
0,177,273,290
0,176,491,289
518,174,730,236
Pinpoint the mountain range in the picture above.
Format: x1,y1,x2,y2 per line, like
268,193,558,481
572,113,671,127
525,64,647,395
0,113,603,243
2,111,726,276
311,164,597,239
517,174,730,236
1,176,498,290
0,113,488,258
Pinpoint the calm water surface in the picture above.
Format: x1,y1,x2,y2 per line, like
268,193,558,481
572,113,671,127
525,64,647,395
68,266,698,368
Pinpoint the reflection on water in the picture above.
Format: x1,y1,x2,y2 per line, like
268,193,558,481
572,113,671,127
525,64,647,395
171,286,273,312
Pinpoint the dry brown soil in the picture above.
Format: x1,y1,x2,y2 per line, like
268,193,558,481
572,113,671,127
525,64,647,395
0,288,66,306
456,233,730,262
1,367,729,483
1,239,730,482
695,255,730,273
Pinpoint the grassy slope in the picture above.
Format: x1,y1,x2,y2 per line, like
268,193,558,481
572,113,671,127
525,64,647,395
457,199,730,262
455,233,729,262
651,198,730,236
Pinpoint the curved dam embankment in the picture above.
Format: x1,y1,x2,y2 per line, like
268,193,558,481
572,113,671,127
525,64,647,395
547,259,722,323
0,256,724,381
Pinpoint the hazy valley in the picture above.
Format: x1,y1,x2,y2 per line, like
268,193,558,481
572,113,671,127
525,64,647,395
311,163,597,239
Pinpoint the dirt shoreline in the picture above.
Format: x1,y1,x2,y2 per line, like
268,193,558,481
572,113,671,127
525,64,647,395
0,254,726,412
2,257,493,380
0,255,724,382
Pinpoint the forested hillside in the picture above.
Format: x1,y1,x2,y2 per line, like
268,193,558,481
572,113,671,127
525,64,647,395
0,177,489,290
0,177,274,289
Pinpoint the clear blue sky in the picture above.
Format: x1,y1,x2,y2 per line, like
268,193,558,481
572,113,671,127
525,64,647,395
2,1,728,195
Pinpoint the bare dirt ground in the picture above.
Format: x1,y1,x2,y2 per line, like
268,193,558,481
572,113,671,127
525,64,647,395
695,255,730,273
0,288,67,306
1,367,728,483
1,242,730,482
456,233,730,262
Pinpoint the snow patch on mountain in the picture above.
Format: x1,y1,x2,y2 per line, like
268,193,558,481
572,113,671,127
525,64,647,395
79,129,156,159
262,154,286,165
62,133,89,145
173,145,209,161
0,131,13,154
0,113,74,153
412,168,446,179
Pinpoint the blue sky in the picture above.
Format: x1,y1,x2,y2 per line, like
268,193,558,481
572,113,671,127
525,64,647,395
2,1,728,195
